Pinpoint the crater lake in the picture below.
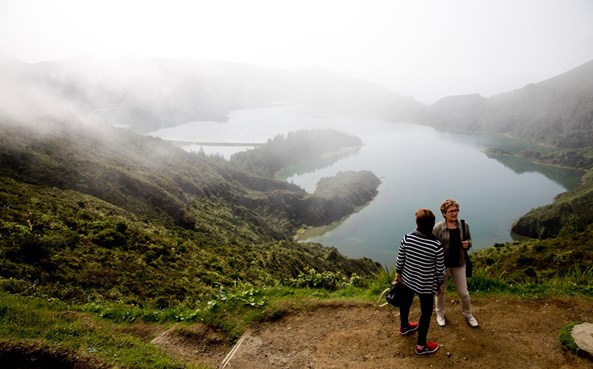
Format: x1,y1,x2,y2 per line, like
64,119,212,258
149,104,582,266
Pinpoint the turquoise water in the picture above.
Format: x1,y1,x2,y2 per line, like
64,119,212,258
148,104,581,266
285,125,579,266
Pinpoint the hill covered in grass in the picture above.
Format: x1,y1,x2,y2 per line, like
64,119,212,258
0,56,592,369
0,119,382,307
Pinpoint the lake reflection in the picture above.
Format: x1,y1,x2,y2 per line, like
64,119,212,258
148,105,580,266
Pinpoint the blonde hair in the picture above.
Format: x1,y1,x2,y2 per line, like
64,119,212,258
440,199,460,216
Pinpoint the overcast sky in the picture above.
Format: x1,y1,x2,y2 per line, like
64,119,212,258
1,0,592,104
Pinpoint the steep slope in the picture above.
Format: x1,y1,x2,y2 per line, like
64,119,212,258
0,120,382,236
0,118,383,305
0,119,261,228
428,59,593,148
0,175,381,306
511,169,593,238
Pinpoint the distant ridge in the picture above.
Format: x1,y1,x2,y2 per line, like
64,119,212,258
4,55,591,149
0,56,425,133
427,59,593,148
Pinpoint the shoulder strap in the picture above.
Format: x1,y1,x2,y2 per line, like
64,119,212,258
461,219,466,241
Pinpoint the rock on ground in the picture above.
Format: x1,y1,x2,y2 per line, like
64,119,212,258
571,322,593,360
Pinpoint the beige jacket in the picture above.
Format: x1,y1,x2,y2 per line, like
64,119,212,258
433,219,472,267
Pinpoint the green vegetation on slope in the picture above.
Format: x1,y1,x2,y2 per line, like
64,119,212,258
1,55,593,368
0,118,388,368
0,292,192,369
0,261,591,369
0,119,383,309
0,175,380,308
471,229,593,294
230,129,362,178
512,169,593,238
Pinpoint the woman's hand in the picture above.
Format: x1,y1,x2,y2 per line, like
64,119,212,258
462,240,470,249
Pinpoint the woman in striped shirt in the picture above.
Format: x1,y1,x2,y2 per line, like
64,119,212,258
395,208,445,355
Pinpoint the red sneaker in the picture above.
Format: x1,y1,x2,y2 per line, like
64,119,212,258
416,341,440,355
399,322,419,335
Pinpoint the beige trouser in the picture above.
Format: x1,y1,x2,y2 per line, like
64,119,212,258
435,265,473,317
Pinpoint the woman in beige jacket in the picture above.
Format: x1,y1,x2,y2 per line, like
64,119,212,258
433,199,479,328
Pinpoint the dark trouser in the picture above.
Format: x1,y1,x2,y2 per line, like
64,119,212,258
399,284,434,346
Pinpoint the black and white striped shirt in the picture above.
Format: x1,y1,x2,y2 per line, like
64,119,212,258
396,231,445,295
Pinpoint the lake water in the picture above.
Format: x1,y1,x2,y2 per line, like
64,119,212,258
149,104,581,267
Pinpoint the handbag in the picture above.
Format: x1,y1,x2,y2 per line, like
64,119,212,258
386,281,405,307
461,219,472,278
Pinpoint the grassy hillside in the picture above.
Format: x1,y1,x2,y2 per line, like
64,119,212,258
1,56,592,369
472,227,593,290
511,169,593,238
0,119,381,308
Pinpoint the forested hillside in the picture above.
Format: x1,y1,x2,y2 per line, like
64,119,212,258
230,129,362,178
0,119,381,306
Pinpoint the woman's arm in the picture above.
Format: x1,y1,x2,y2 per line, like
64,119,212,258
395,236,407,275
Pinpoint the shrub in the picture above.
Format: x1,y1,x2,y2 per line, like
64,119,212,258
285,267,350,290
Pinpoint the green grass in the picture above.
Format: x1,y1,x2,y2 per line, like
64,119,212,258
559,321,582,355
1,155,592,366
0,283,382,369
0,292,204,369
1,262,592,368
0,176,381,310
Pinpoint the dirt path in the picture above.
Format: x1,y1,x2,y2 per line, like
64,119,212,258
153,295,593,369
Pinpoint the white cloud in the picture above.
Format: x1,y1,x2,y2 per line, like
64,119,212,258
1,0,592,103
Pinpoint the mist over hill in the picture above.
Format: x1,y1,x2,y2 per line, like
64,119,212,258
427,59,593,149
0,117,383,304
2,52,593,369
4,55,591,151
0,56,425,133
420,59,593,239
0,53,593,253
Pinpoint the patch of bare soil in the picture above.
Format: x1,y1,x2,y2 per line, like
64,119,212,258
160,295,592,369
151,323,232,368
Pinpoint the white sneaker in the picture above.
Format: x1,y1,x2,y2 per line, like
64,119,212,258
465,314,479,328
436,313,446,327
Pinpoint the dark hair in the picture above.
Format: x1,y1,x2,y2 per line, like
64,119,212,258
415,208,436,234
